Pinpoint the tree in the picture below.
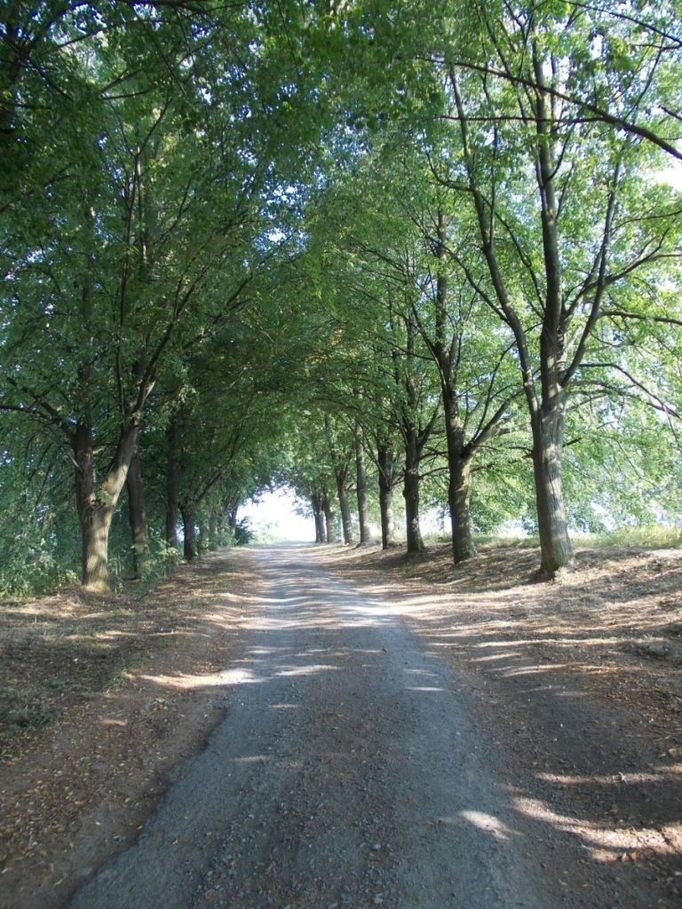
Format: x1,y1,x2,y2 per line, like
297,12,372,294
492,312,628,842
438,5,680,573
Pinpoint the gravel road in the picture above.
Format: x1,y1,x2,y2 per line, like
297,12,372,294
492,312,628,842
67,546,680,909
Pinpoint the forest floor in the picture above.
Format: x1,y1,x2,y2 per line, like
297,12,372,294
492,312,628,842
0,540,681,908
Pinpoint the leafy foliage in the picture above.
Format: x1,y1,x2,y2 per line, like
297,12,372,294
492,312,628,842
0,0,680,591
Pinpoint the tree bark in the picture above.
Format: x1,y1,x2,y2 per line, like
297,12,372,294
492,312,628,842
126,451,148,578
531,404,572,575
335,470,354,544
355,424,371,544
403,430,424,554
322,493,338,543
73,420,139,589
227,506,238,539
165,419,179,548
180,501,197,561
208,508,219,550
198,511,210,553
443,392,476,562
378,442,396,550
311,493,326,543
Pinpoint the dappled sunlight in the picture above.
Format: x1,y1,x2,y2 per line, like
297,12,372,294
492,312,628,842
514,796,682,861
276,664,340,678
298,540,682,891
457,810,517,842
135,668,263,690
305,541,682,720
232,755,272,765
6,543,679,901
406,685,446,693
470,636,637,648
536,765,682,785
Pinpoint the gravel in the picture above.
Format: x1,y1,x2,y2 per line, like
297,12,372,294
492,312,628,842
67,546,681,909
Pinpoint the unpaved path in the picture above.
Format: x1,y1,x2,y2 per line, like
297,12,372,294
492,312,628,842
66,546,680,909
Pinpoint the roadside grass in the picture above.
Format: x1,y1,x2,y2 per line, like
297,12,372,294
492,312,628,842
424,525,682,551
573,525,682,549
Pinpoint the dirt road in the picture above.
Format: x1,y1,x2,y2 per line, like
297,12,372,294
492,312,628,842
66,546,680,909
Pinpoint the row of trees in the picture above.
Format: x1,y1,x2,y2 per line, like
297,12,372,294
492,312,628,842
0,1,323,588
1,1,680,591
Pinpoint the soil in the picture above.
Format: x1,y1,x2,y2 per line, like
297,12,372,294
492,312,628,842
1,541,681,908
0,554,257,908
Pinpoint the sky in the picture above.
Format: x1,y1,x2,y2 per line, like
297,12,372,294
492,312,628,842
239,485,448,544
240,486,314,542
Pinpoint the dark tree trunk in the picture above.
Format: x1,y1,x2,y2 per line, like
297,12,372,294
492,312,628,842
73,420,139,589
355,424,371,544
403,470,424,553
165,419,179,548
126,452,148,578
399,311,431,555
181,502,197,561
217,514,227,545
443,392,476,563
315,511,327,543
335,470,354,544
403,428,424,553
450,456,474,562
227,507,238,537
198,511,210,553
378,442,396,550
74,427,111,591
379,483,395,550
322,493,338,543
311,494,326,543
208,509,219,550
403,430,424,554
531,403,572,575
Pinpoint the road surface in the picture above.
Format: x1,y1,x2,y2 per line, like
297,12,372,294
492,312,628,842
67,546,679,908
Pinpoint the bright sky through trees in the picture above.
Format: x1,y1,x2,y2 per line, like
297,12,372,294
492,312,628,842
241,488,312,542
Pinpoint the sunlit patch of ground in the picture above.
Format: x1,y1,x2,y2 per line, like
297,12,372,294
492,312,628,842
311,540,682,725
312,539,682,880
1,541,681,906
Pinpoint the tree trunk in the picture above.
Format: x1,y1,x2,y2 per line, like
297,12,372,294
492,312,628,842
181,502,197,561
531,405,572,575
208,509,219,550
378,443,396,550
403,430,424,554
355,424,371,544
443,392,476,563
450,457,474,562
198,511,210,553
315,511,327,543
165,419,179,548
335,471,354,544
311,494,326,543
73,420,139,590
322,493,338,543
126,452,148,578
379,483,395,550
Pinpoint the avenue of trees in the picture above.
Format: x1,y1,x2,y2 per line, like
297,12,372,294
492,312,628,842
1,0,680,592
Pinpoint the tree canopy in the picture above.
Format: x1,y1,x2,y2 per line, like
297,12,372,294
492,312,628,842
1,0,680,590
